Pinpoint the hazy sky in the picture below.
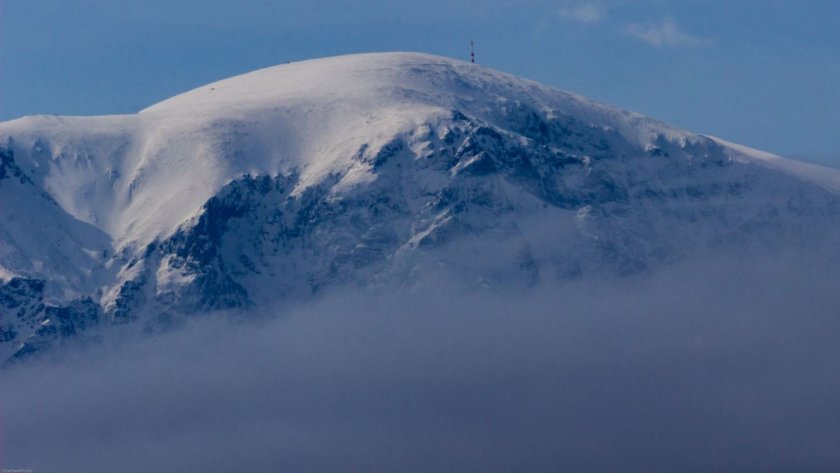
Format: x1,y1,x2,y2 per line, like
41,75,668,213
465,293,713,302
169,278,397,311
1,0,839,164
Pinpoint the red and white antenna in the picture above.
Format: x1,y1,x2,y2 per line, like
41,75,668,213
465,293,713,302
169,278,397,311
470,40,475,64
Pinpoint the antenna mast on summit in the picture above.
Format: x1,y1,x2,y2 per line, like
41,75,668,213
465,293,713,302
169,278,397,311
470,40,475,64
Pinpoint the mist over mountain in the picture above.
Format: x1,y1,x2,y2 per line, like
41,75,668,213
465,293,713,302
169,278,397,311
4,255,840,472
1,53,839,471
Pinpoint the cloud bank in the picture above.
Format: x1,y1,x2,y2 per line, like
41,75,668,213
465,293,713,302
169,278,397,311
1,251,840,472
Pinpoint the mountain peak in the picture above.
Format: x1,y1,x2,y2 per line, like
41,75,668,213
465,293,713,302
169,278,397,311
141,52,472,114
3,52,840,361
140,51,689,144
0,52,696,248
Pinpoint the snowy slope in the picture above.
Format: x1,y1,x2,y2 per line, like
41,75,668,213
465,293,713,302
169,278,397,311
710,136,840,193
2,52,839,361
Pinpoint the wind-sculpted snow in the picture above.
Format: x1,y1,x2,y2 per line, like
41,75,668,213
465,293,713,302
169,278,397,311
1,52,839,360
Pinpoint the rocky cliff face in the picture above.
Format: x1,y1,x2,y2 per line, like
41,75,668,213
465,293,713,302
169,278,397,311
1,53,839,361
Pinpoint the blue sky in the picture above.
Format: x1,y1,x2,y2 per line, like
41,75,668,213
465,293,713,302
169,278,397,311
1,0,838,165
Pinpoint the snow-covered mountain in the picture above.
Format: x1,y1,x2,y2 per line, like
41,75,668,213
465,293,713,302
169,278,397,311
2,52,839,362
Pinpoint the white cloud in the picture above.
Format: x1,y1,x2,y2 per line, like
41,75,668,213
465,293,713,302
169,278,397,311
558,2,605,24
626,17,713,47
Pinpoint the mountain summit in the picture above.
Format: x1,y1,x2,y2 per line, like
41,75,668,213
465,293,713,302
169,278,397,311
2,52,839,361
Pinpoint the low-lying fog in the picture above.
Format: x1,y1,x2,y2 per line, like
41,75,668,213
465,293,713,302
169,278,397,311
2,250,839,472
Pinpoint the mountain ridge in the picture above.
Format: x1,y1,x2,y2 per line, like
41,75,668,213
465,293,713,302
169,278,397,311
2,52,839,362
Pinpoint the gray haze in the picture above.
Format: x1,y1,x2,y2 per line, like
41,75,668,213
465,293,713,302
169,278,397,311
2,251,840,472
